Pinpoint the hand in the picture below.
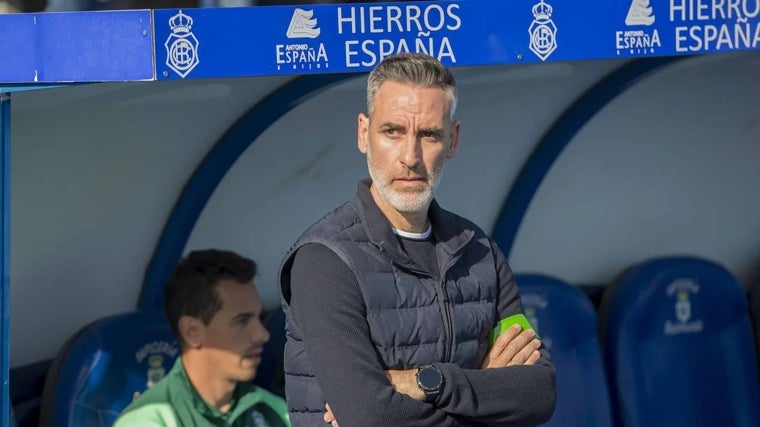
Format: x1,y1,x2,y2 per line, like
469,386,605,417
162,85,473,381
385,369,425,401
324,403,339,427
481,324,541,369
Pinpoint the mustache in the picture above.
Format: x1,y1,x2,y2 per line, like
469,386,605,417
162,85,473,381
397,168,428,179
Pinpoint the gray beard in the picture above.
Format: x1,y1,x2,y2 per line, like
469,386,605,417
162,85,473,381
367,163,445,214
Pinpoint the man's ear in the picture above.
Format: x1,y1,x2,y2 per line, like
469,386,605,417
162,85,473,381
446,120,461,159
178,316,205,349
357,113,369,154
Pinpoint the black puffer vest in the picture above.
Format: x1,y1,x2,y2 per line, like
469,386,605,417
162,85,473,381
279,180,499,426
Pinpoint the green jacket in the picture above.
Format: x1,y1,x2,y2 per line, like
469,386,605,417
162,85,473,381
114,359,290,427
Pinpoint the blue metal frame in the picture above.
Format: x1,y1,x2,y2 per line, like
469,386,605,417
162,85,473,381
139,73,359,311
491,56,683,258
1,92,11,427
0,10,154,84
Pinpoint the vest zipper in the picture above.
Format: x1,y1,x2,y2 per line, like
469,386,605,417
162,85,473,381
438,255,460,363
435,279,453,363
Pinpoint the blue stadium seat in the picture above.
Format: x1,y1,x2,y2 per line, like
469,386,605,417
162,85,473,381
39,311,179,427
515,274,612,427
600,257,760,427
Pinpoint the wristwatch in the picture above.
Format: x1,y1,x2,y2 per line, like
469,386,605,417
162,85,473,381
416,365,443,403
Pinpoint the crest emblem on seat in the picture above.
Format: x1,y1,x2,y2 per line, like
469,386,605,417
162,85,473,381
146,354,166,388
135,340,179,389
664,278,703,335
675,290,691,323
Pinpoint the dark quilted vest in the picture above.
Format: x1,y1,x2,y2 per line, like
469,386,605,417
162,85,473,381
279,181,499,426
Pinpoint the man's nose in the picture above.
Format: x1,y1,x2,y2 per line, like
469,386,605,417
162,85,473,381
400,136,421,168
252,320,270,344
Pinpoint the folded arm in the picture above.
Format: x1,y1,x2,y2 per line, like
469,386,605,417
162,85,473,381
291,241,556,427
428,241,556,426
288,243,469,427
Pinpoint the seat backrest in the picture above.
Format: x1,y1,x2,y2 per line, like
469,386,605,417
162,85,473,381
516,274,612,427
39,311,179,427
600,257,760,427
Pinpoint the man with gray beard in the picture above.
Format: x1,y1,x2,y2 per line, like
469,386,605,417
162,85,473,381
279,53,556,427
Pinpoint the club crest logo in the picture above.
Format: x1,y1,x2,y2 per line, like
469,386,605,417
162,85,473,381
146,354,166,388
664,278,703,335
529,0,558,61
675,290,691,323
165,10,200,78
135,340,179,389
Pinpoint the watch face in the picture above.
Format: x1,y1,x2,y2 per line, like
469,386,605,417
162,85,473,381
418,367,441,390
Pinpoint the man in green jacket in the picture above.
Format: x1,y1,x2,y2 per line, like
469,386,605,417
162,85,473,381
115,249,290,427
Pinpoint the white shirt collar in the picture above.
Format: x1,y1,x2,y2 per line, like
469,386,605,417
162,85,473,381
392,224,432,240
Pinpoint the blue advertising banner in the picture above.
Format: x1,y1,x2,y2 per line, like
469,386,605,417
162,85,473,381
154,0,760,80
0,11,154,83
0,0,758,83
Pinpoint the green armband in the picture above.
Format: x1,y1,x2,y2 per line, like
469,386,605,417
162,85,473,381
488,314,538,347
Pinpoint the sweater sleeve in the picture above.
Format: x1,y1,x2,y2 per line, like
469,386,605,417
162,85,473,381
288,243,468,427
432,240,557,426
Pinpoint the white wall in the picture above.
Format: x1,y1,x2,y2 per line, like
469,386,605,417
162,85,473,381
511,52,760,286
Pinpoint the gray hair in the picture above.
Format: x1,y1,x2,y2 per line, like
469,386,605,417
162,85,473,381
366,53,458,120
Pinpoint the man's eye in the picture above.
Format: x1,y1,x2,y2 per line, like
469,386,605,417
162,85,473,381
384,128,400,136
421,131,440,141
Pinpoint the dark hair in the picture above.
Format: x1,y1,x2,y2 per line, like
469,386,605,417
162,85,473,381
164,249,257,339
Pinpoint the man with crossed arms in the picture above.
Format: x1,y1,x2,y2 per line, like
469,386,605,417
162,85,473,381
280,53,556,427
